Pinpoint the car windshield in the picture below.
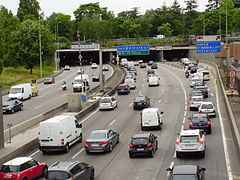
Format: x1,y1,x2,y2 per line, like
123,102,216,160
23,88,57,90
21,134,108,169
135,97,145,102
100,99,111,103
45,77,52,80
180,135,199,143
172,174,197,180
88,132,106,139
10,88,22,94
0,165,19,173
119,85,127,89
191,97,203,101
192,117,208,122
3,101,14,106
132,138,148,145
192,79,201,82
192,92,202,96
201,104,213,109
73,79,83,84
46,171,70,180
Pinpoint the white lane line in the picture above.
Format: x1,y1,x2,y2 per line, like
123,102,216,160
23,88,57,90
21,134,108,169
138,91,142,95
215,79,233,180
182,117,186,124
29,150,40,157
72,148,84,159
109,119,117,126
34,105,42,109
142,84,144,87
129,103,133,107
184,111,187,117
185,105,188,111
61,94,67,98
158,99,161,104
211,93,214,97
181,125,184,131
80,108,99,123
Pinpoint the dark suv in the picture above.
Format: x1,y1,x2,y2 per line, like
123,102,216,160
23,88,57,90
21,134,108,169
117,84,130,95
128,133,158,158
167,165,206,180
189,113,211,134
44,161,94,180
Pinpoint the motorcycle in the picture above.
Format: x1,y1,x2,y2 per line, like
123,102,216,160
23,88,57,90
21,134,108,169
185,72,190,78
62,83,67,91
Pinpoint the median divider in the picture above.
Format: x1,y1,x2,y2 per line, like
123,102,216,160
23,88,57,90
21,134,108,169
0,64,125,165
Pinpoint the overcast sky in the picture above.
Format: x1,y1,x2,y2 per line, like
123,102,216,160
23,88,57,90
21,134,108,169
0,0,208,18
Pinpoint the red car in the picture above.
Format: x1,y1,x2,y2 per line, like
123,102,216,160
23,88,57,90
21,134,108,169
0,157,48,180
140,63,147,68
43,77,55,84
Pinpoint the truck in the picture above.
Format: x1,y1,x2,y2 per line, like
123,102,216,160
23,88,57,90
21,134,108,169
8,83,32,100
39,114,82,153
72,74,90,92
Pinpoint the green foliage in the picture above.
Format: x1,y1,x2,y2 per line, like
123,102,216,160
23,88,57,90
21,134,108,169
157,23,173,36
0,58,3,75
17,0,41,22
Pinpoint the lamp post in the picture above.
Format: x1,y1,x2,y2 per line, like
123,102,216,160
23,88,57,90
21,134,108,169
225,0,230,70
39,13,43,79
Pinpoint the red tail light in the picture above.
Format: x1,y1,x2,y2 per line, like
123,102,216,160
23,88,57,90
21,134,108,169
147,143,153,147
144,102,147,105
84,142,91,146
176,140,180,145
99,142,107,145
189,122,193,126
61,139,64,145
190,101,193,104
110,102,113,106
213,109,215,112
207,121,211,125
129,144,134,148
199,136,204,144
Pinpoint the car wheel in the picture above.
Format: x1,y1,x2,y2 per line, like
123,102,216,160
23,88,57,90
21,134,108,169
109,143,113,152
78,134,82,143
156,141,158,150
22,177,28,180
42,151,48,155
141,126,145,131
190,107,193,111
90,170,95,180
176,152,181,158
201,151,205,158
116,136,120,144
41,166,48,177
19,106,23,111
11,109,15,114
64,144,69,153
158,125,162,130
86,150,90,154
208,128,211,134
129,153,135,158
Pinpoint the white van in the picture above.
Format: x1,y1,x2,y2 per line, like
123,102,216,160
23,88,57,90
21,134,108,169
148,76,160,86
197,69,210,81
120,58,128,67
125,78,136,89
141,108,163,130
39,115,82,153
9,83,32,100
72,74,90,92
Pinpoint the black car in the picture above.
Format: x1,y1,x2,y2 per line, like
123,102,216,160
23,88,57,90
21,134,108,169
2,99,23,114
151,63,158,69
167,165,206,180
190,66,198,73
194,86,208,98
128,133,158,158
117,84,130,95
92,71,100,82
189,113,211,134
133,96,150,110
147,69,155,75
45,161,94,180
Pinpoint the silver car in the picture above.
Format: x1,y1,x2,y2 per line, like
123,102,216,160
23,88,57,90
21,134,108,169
84,129,119,153
189,96,204,111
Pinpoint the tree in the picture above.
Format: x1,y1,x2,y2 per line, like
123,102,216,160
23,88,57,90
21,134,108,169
157,23,173,36
118,7,140,19
9,19,55,74
206,0,220,10
232,0,240,7
184,0,199,34
17,0,41,22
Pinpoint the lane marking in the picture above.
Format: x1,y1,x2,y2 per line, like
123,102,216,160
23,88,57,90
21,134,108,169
34,105,42,109
72,148,84,159
109,119,117,126
211,93,214,97
129,103,133,107
29,150,40,157
184,111,187,117
214,76,233,180
80,108,99,123
158,99,161,104
185,106,188,111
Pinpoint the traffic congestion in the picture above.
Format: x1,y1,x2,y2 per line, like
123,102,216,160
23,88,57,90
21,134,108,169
0,58,233,180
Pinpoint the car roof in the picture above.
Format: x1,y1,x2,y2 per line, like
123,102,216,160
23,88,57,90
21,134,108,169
172,165,198,174
132,133,151,139
201,102,213,105
49,161,79,171
142,107,159,112
4,157,33,166
180,129,200,136
91,129,109,134
100,96,112,99
192,113,208,118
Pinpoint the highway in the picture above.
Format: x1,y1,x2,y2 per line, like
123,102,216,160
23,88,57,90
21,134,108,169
2,65,114,130
27,63,240,180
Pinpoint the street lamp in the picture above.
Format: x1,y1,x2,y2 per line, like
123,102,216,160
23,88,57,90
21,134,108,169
39,13,43,79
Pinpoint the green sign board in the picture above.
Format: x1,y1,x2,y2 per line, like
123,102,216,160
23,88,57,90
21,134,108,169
117,51,150,56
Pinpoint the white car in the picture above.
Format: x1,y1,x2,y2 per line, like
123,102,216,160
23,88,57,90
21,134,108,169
64,65,70,70
189,96,204,111
91,63,98,69
148,76,160,86
102,65,109,71
99,96,117,110
175,129,206,158
199,102,216,118
77,68,84,74
190,77,203,88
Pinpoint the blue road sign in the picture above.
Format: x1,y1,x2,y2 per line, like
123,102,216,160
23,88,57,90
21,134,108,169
117,45,149,51
196,42,221,53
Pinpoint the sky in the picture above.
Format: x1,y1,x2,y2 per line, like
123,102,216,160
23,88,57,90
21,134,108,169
0,0,209,19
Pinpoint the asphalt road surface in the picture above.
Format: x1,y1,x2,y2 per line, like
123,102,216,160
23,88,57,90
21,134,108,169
2,65,113,130
27,63,240,180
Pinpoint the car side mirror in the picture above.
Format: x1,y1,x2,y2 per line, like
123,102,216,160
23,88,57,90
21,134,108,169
140,112,142,115
201,168,206,171
160,112,163,114
77,124,82,128
166,168,172,172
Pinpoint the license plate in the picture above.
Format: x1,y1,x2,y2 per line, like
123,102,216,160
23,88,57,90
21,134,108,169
137,148,144,151
91,143,99,146
137,103,142,105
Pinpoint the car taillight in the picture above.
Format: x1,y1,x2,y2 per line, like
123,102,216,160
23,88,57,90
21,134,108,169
147,143,153,147
213,109,215,112
129,144,134,148
176,140,180,145
99,142,107,145
144,102,147,105
61,139,64,145
84,142,91,146
207,121,211,125
189,122,193,126
110,102,113,106
199,136,204,144
190,101,193,104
